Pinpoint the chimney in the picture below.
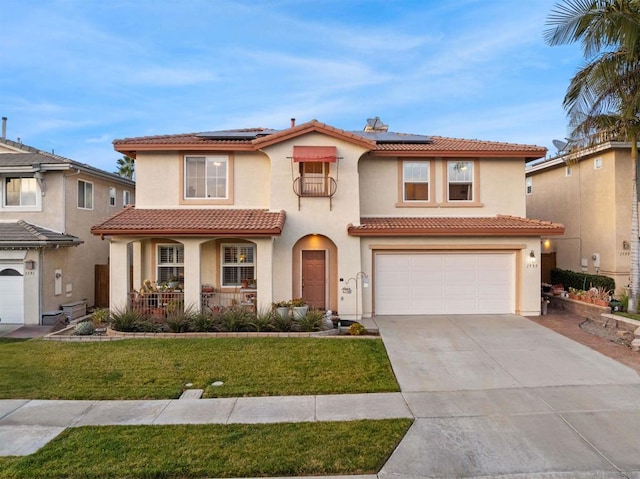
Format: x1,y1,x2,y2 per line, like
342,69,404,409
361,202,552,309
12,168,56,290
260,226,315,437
1,117,6,140
290,118,296,128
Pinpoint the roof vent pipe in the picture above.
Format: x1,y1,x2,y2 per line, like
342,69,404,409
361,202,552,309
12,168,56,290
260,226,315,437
290,118,296,128
1,117,6,140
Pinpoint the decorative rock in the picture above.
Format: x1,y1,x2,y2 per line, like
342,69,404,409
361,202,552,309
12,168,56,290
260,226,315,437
632,338,640,352
211,381,224,387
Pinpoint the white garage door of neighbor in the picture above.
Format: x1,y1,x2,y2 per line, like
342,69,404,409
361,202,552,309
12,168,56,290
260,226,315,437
375,253,515,315
0,264,25,324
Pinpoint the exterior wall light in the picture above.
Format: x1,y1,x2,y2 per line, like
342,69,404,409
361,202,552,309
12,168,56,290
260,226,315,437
25,260,36,270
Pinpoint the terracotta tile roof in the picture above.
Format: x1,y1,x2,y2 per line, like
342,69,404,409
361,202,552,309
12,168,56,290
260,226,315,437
372,136,546,158
348,215,564,236
0,220,83,248
91,207,286,236
112,121,545,160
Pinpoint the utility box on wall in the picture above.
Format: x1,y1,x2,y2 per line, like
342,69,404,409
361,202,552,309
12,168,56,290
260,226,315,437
60,301,86,321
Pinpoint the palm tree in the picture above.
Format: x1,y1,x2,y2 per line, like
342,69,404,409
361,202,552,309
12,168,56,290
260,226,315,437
114,155,135,180
545,0,640,312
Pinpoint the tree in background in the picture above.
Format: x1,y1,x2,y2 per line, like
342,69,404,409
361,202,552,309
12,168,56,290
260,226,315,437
545,0,640,312
115,155,135,180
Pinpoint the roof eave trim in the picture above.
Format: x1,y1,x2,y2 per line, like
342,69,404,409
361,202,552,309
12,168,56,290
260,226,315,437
90,228,283,237
347,227,565,237
371,150,546,159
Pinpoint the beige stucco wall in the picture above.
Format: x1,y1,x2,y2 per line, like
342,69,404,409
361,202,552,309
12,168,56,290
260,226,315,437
527,147,632,289
359,156,526,217
134,151,269,208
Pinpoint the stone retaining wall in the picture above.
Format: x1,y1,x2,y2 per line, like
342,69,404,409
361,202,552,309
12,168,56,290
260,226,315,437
547,295,640,351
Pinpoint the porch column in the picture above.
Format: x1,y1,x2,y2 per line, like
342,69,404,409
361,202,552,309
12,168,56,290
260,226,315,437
132,240,142,294
182,239,203,310
255,238,274,312
109,238,130,311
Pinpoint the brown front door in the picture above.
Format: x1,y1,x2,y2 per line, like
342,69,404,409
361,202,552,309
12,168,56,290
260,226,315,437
302,250,326,309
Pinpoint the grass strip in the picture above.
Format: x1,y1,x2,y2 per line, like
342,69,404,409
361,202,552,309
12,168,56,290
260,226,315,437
0,338,398,399
0,419,412,478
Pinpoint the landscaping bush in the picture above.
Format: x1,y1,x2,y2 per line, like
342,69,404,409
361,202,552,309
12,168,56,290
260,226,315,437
348,322,367,336
74,321,95,336
190,312,218,332
296,309,325,332
248,307,274,332
110,307,146,332
219,306,251,332
550,268,615,292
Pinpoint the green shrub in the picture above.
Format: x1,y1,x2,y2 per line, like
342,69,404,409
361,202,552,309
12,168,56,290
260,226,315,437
348,322,367,336
219,306,250,332
272,311,293,332
74,321,95,336
296,310,325,332
91,308,110,327
190,312,217,332
110,307,145,332
550,268,615,292
166,305,197,333
249,307,274,332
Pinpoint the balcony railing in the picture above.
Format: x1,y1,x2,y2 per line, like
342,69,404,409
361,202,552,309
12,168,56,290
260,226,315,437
129,288,257,317
292,176,337,209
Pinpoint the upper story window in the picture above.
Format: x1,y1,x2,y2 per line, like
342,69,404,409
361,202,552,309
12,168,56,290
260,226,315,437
594,158,603,170
221,243,255,287
403,161,430,201
300,161,329,195
157,244,184,284
525,177,533,195
109,187,116,206
184,155,228,199
4,177,38,208
123,190,131,206
447,161,474,202
77,180,93,209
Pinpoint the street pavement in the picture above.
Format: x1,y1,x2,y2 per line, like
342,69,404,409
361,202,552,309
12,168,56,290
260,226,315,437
1,314,639,478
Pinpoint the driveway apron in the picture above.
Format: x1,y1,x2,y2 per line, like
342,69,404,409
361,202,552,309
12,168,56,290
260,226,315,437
376,314,640,479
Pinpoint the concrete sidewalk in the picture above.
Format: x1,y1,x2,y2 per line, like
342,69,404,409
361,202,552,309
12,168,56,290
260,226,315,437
0,393,412,456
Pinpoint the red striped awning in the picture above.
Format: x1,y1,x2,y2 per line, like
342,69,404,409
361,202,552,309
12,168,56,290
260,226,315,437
293,146,337,162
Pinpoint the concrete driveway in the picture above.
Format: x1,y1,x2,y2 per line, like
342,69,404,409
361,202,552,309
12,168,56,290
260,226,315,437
375,314,640,479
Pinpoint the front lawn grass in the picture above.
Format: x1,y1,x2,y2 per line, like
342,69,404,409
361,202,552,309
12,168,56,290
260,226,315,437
0,419,412,479
0,338,398,399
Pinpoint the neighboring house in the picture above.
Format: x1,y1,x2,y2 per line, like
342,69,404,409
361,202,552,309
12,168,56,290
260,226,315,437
92,118,563,319
526,141,635,289
0,131,135,325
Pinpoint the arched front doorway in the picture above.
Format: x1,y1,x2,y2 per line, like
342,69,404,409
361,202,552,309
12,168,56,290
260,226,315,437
292,235,338,311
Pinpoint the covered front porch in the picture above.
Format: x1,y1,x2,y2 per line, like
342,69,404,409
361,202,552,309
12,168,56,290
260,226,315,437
90,207,286,315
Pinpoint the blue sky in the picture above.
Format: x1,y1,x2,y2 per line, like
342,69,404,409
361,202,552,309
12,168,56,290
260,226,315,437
1,0,582,174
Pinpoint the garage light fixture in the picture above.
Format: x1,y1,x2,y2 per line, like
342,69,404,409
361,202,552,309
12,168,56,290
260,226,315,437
528,250,536,265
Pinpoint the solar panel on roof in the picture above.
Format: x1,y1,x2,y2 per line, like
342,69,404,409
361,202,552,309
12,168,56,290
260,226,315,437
196,129,280,140
351,131,432,144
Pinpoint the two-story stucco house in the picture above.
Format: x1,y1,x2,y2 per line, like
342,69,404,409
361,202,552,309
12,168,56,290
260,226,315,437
92,118,563,319
0,128,135,325
526,141,636,289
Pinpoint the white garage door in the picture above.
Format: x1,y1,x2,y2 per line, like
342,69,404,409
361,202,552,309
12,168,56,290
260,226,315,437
0,264,24,324
375,252,514,315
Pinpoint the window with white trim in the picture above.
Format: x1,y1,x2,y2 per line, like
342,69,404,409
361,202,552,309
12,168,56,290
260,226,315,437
526,177,532,195
4,177,38,207
447,161,474,201
221,244,255,287
157,244,184,284
123,190,131,206
185,155,228,199
403,161,430,201
77,180,93,209
301,161,329,195
109,187,116,206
